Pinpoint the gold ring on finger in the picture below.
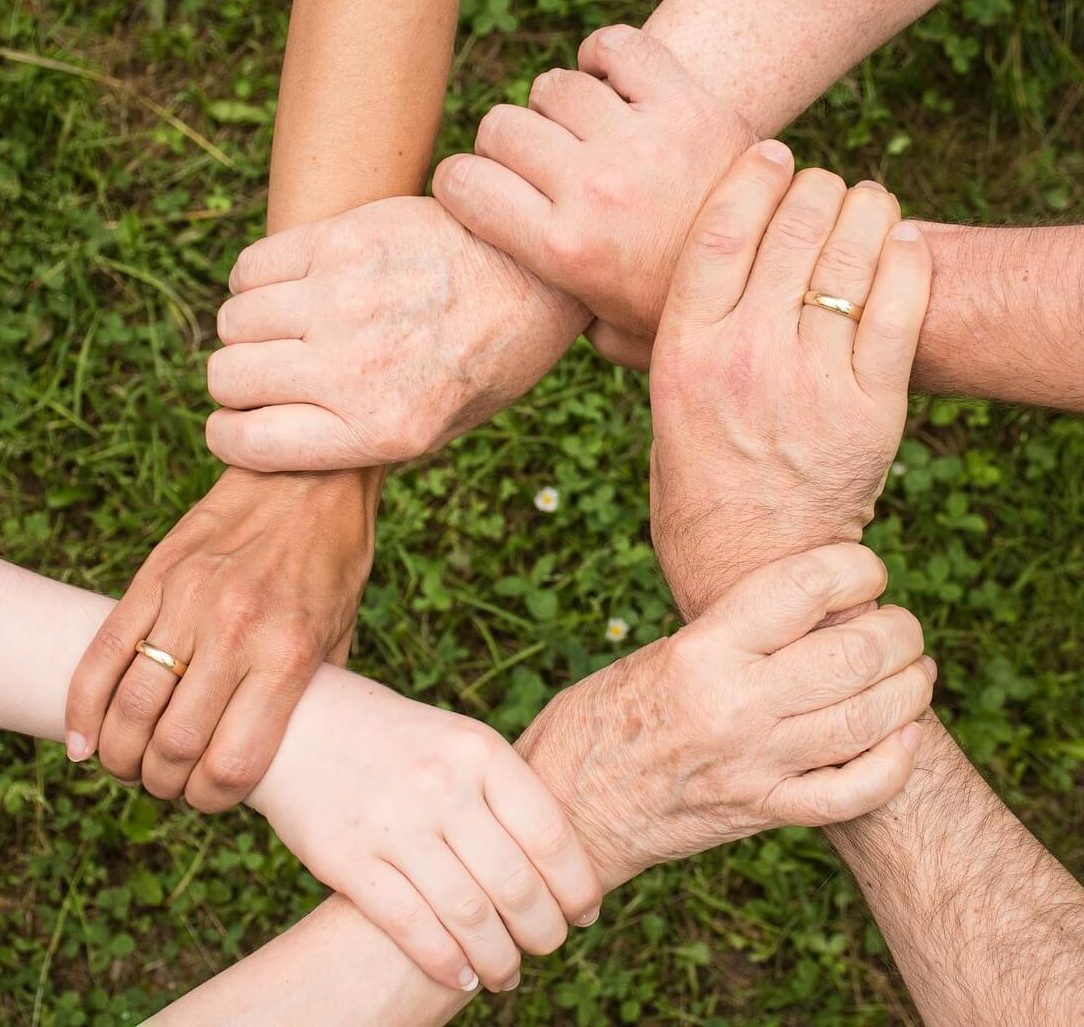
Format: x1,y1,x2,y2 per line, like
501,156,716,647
135,640,189,678
802,290,864,323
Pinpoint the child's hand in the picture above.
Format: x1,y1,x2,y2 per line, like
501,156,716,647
433,25,754,369
247,677,601,994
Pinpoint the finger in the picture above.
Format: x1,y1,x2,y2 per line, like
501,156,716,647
768,605,925,716
432,154,551,270
205,405,353,473
485,757,602,927
97,618,192,782
446,808,568,956
697,543,888,655
586,320,652,371
228,225,316,295
527,67,631,138
474,103,580,197
852,221,932,398
185,664,313,812
798,181,901,369
140,645,242,800
66,586,159,762
577,25,690,106
394,842,521,993
775,721,924,826
344,860,478,993
656,140,795,334
207,340,323,410
779,656,936,770
741,167,848,322
216,280,312,344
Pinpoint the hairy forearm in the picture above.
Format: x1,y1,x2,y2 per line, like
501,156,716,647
825,713,1084,1025
643,0,937,135
267,0,458,231
915,223,1084,410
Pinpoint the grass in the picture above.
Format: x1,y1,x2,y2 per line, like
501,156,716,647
0,0,1082,1023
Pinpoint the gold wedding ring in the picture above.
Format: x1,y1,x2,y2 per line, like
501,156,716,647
135,640,189,678
803,290,864,323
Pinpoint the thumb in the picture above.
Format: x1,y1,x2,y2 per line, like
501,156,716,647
657,140,794,335
697,544,889,656
205,406,358,473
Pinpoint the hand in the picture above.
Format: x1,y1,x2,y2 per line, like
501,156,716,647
65,467,379,810
205,196,589,471
248,669,602,994
517,544,934,888
433,25,755,369
648,144,932,618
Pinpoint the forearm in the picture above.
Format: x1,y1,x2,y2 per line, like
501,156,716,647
267,0,458,231
915,223,1084,410
643,0,936,135
825,713,1084,1025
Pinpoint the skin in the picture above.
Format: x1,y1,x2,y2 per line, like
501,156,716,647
0,542,927,1024
63,0,461,810
433,26,1084,408
647,142,1084,1024
203,2,946,471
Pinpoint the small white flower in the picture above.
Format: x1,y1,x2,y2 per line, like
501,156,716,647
605,617,630,643
534,487,559,513
891,461,907,477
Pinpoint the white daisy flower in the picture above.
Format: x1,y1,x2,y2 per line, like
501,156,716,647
534,487,559,513
605,617,630,643
891,461,907,477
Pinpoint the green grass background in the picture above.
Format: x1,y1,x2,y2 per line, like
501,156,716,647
1,0,1082,1023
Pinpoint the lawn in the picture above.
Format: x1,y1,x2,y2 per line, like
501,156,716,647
0,0,1082,1024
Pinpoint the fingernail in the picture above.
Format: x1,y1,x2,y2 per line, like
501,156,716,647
855,179,887,191
66,732,90,762
457,968,479,992
501,971,521,992
574,906,600,928
900,722,922,753
757,139,792,166
889,221,921,242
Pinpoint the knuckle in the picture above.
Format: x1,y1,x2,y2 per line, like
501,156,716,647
115,677,162,724
94,627,135,662
773,205,830,247
455,894,491,929
530,816,574,860
203,748,261,795
595,23,641,57
153,721,206,765
842,695,879,749
529,68,568,108
498,864,539,911
230,245,258,291
386,897,431,935
492,953,522,987
837,629,883,682
818,237,873,279
781,554,833,604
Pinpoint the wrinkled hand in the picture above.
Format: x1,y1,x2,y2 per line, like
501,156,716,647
66,468,378,810
648,143,932,618
248,669,601,994
517,544,933,888
434,25,755,369
206,196,589,471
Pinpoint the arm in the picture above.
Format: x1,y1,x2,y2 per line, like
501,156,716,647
434,23,1084,410
825,715,1084,1026
64,0,458,810
205,1,943,471
267,0,458,228
1,540,930,1024
646,148,1084,1020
